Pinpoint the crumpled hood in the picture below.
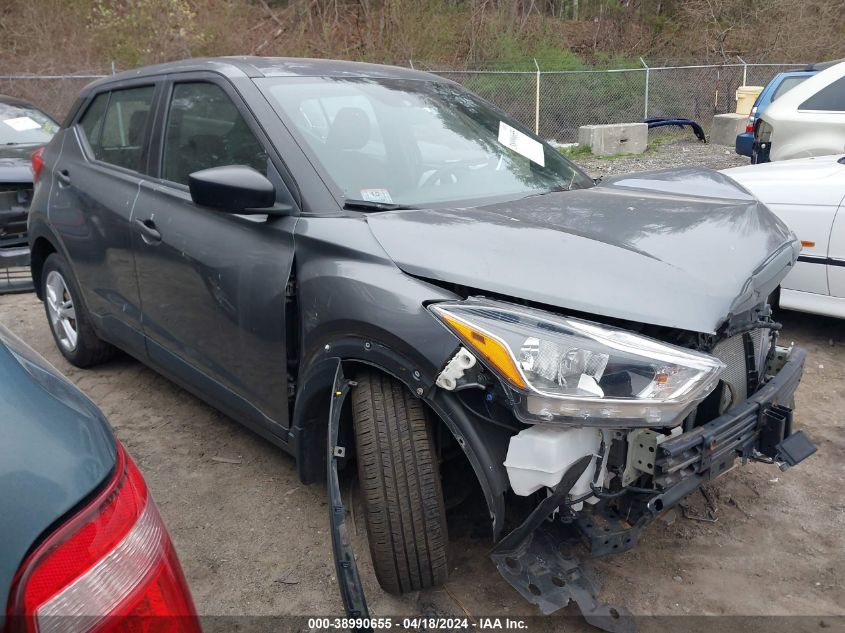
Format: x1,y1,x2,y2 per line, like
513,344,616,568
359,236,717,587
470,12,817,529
367,168,799,334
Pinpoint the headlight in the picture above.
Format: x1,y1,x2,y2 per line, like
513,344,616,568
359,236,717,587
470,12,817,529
430,298,725,426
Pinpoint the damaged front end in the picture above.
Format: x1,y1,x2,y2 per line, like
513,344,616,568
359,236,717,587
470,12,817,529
429,297,815,630
326,294,815,632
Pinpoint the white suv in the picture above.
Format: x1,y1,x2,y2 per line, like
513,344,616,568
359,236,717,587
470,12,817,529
754,59,845,162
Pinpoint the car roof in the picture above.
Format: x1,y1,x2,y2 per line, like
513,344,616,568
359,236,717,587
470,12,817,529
83,56,446,94
761,59,845,120
810,57,845,71
777,70,816,78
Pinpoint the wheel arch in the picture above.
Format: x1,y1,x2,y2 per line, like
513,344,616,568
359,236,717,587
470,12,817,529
292,338,510,540
28,221,71,301
29,235,57,300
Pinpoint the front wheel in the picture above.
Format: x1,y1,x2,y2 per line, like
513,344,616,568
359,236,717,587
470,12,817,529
351,370,449,594
42,253,115,367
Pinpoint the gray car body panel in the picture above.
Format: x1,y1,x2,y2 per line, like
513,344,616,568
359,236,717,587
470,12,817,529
0,326,116,626
367,167,799,334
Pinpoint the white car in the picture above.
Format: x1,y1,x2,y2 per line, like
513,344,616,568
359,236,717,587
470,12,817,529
723,154,845,318
754,59,845,162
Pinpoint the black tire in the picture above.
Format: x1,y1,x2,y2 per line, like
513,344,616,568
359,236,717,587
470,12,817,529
351,370,449,594
41,253,115,368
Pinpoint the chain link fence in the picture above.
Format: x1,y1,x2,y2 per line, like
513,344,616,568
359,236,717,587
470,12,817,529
0,72,113,121
2,62,806,141
434,63,806,141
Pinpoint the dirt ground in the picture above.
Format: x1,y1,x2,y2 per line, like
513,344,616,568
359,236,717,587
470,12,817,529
2,141,843,631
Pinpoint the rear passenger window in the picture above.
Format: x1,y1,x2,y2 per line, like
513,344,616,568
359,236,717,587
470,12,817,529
81,86,155,171
162,82,268,186
799,77,845,112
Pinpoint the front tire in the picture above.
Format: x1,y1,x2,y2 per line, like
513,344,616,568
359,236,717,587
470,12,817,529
351,370,449,594
42,253,115,367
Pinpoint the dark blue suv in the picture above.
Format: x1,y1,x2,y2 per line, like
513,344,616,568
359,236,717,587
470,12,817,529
735,69,816,158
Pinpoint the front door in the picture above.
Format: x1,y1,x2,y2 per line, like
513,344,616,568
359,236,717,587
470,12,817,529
133,78,296,434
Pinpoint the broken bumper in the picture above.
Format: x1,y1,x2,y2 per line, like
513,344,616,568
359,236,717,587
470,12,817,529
0,246,33,293
579,344,813,556
649,345,811,510
491,346,814,632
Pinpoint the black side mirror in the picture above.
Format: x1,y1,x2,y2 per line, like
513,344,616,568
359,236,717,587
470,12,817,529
188,165,291,215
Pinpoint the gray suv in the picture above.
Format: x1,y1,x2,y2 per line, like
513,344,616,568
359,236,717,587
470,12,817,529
27,57,815,628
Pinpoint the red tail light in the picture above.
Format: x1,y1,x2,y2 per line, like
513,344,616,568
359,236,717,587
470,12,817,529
7,442,200,633
745,117,754,134
31,148,45,184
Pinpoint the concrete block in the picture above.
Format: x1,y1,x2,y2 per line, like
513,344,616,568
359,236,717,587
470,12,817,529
577,123,647,156
711,113,747,146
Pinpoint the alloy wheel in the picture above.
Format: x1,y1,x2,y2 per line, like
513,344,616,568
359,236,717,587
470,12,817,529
45,270,78,352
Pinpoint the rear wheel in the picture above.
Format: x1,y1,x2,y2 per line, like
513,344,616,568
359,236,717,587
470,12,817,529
351,369,449,594
42,253,115,367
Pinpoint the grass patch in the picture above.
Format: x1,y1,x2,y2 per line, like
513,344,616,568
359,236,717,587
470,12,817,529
560,133,677,160
558,144,592,159
646,134,675,152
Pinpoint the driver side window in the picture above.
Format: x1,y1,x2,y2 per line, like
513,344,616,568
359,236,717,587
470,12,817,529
162,82,268,186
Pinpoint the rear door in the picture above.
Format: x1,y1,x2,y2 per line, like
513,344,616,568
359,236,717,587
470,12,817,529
132,74,297,434
47,82,160,355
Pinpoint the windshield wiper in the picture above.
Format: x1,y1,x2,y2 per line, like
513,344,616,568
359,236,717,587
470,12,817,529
342,199,418,212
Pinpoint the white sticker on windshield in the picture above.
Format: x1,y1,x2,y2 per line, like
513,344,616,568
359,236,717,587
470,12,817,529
360,188,393,204
498,121,545,167
3,116,41,132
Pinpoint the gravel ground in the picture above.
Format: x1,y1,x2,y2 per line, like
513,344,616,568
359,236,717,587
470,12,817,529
576,137,750,179
2,141,843,632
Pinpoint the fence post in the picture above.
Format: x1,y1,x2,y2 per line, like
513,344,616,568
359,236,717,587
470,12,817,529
737,56,747,85
640,57,649,120
533,58,540,135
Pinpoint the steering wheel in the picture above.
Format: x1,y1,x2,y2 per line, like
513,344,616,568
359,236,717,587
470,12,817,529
419,166,463,189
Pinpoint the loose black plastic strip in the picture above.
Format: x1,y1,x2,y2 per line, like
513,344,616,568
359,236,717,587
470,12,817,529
490,456,635,633
492,455,592,555
327,361,372,629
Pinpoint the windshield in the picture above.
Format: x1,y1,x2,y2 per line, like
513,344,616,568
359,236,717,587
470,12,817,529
0,102,58,145
257,76,593,208
771,75,811,101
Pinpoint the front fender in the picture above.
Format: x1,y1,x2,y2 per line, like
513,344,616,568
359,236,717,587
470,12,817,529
291,216,513,538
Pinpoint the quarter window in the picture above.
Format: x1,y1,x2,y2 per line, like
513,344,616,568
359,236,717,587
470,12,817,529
799,76,845,112
78,92,109,151
162,82,267,186
86,86,155,171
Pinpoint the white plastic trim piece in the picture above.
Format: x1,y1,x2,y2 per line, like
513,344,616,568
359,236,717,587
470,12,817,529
435,347,477,390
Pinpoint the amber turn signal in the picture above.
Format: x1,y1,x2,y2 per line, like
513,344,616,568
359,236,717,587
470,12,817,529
436,311,527,390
